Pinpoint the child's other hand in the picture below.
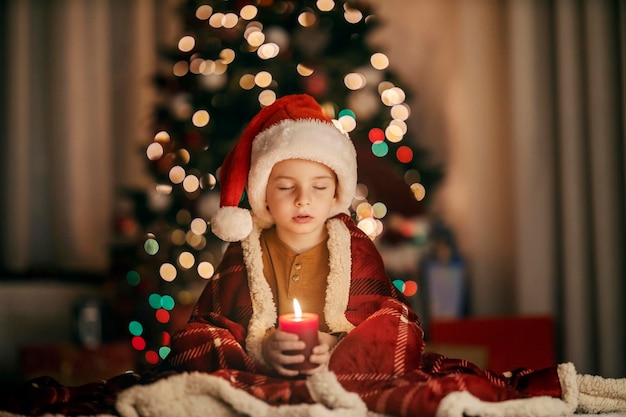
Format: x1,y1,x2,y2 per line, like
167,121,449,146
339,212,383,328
299,331,338,376
262,329,305,377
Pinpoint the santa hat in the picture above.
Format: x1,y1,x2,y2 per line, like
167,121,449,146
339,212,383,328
211,94,357,242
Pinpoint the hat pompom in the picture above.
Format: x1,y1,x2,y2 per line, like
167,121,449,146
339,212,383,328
211,206,253,242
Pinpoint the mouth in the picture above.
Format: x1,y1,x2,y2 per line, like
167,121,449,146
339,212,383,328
293,213,313,223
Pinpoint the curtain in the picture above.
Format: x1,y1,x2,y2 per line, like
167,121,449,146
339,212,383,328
508,0,625,378
374,0,624,377
1,0,165,273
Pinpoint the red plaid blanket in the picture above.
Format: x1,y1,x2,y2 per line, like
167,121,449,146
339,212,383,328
164,214,563,417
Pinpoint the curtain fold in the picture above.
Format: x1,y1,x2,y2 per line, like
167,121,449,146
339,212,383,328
510,0,625,377
2,0,158,273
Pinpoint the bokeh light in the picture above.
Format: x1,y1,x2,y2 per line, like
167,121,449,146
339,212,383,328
148,293,161,309
128,321,143,336
145,351,159,365
126,270,140,286
196,5,213,20
396,146,413,163
368,128,385,143
240,5,258,20
159,263,177,282
178,35,195,52
371,141,389,157
144,238,159,255
410,183,426,201
155,309,170,324
198,261,215,279
370,53,389,70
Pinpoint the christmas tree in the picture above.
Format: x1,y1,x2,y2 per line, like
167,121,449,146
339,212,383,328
115,0,441,367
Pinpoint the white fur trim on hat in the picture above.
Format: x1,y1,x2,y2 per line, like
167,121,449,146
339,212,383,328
247,119,357,226
211,206,253,243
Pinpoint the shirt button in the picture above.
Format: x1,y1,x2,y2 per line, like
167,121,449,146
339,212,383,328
294,263,302,270
292,275,300,282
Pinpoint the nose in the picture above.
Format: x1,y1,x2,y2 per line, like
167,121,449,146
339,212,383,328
295,189,311,207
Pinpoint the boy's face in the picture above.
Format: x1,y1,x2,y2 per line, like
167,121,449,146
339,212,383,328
266,159,337,244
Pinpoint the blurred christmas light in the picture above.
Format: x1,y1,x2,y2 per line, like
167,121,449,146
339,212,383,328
247,31,265,47
344,72,366,90
128,321,143,336
259,90,277,106
410,183,426,201
404,169,421,185
178,35,195,52
240,5,258,20
298,11,316,27
258,43,280,59
356,202,373,219
148,294,161,309
161,295,175,311
354,183,369,200
168,166,185,184
370,53,389,70
222,13,239,29
182,175,200,192
371,141,388,157
338,115,356,132
159,263,177,282
317,0,335,12
344,7,363,23
192,110,210,127
391,104,410,120
159,346,172,360
403,280,418,297
178,251,195,269
155,309,170,323
144,238,159,255
146,142,164,160
396,146,413,163
296,64,314,76
385,124,404,143
190,218,208,235
132,336,146,351
209,12,224,28
196,5,213,20
198,261,215,279
372,202,387,218
254,71,273,88
126,270,140,286
145,351,159,365
368,127,385,143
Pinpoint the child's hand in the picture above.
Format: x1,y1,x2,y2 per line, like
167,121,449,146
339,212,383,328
261,329,305,377
299,331,339,376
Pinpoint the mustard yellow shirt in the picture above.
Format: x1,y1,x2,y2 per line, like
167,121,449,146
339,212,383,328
261,226,330,332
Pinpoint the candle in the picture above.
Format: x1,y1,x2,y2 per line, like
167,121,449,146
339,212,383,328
278,298,319,371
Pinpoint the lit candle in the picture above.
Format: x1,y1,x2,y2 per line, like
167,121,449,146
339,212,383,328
278,298,319,371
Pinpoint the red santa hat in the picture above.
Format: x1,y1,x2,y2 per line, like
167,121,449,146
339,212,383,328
211,94,358,242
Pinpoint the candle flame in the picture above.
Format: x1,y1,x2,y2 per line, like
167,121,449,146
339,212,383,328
293,298,302,320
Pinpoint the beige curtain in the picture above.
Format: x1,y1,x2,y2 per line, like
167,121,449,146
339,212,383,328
374,0,625,377
1,0,163,273
508,0,625,378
